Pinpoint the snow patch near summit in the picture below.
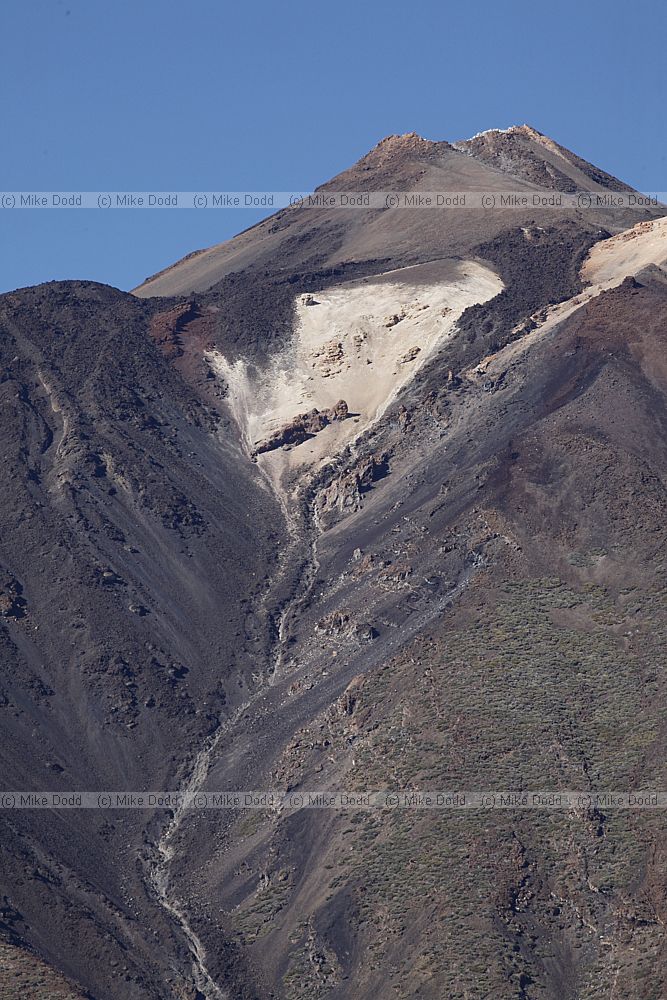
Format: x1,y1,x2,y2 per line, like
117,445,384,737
464,126,522,141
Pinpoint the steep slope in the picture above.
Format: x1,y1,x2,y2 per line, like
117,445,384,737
0,282,301,998
153,218,667,1000
452,124,636,192
1,129,666,1000
133,126,661,299
0,939,90,999
207,257,503,482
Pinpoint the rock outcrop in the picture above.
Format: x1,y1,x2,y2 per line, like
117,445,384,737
0,572,27,620
320,451,390,514
254,400,349,455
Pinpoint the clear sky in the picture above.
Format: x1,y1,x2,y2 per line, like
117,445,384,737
1,0,665,294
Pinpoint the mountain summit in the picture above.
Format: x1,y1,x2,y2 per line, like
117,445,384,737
453,123,636,191
134,125,655,298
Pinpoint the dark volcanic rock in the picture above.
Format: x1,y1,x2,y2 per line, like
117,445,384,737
0,279,292,999
0,572,27,620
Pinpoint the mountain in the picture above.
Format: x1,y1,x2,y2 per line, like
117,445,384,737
1,128,667,1000
133,125,653,299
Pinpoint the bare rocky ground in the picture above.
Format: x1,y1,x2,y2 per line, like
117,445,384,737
0,940,90,999
1,127,667,999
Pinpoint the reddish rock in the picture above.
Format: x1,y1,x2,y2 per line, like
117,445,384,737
255,400,349,454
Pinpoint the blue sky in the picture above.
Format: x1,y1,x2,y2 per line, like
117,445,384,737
1,0,665,294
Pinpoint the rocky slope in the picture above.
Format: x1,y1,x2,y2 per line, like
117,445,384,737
1,128,666,999
133,125,658,300
0,283,294,997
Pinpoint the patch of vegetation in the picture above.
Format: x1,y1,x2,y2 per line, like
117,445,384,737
300,576,667,997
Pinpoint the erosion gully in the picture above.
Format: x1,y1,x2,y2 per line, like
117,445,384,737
144,462,321,999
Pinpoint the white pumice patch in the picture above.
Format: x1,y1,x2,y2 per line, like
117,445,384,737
208,258,503,490
468,216,667,380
